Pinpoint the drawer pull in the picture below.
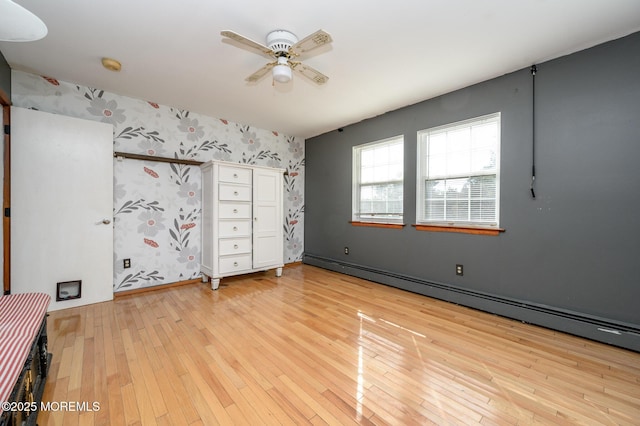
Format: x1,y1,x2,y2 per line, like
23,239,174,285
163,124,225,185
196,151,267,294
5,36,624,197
233,226,238,231
233,191,239,196
233,208,238,213
233,244,239,249
233,261,238,267
233,173,238,178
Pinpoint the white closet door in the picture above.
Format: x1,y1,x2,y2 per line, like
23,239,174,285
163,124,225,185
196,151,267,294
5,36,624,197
200,163,214,277
252,168,283,269
11,107,113,311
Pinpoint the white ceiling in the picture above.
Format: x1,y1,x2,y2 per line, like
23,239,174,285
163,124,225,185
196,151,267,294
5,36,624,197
2,1,640,139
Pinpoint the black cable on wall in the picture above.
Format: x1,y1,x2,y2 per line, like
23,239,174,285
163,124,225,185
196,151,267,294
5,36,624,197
530,65,537,199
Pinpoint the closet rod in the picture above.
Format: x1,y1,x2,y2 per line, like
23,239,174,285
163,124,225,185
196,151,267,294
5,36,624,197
113,151,289,175
113,151,203,166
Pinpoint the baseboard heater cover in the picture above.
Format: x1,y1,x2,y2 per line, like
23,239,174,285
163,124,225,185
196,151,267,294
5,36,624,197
303,254,640,353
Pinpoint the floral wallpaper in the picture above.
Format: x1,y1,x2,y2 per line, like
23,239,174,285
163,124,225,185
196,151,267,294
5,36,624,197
11,70,304,292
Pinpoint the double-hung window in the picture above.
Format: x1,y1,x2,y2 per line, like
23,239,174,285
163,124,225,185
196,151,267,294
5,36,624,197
417,113,500,227
352,136,404,223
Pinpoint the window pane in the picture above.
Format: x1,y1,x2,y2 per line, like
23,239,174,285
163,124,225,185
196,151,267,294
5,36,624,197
361,149,374,167
387,200,403,213
389,164,403,180
428,154,447,177
448,128,470,154
361,185,372,199
471,122,497,148
372,146,386,164
361,166,372,183
425,180,445,199
469,175,496,198
428,133,447,155
389,142,403,163
373,165,389,182
446,200,469,221
445,178,468,199
470,200,496,222
425,200,444,221
358,182,403,216
446,129,470,175
470,122,498,172
471,147,496,172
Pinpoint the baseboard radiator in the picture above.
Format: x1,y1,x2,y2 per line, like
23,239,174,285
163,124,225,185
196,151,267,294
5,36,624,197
303,254,640,353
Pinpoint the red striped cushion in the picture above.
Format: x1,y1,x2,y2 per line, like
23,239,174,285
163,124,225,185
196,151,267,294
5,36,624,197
0,293,50,410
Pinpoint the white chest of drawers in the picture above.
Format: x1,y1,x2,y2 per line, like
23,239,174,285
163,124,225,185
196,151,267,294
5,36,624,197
200,161,284,289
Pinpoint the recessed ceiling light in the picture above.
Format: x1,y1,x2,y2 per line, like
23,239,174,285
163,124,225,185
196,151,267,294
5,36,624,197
101,57,121,72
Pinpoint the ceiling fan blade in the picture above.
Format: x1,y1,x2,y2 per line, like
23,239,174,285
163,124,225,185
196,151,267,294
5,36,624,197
292,63,329,85
0,0,48,41
290,30,332,56
221,30,273,57
245,62,276,83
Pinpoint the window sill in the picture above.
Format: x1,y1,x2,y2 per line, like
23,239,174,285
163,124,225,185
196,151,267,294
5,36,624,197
350,221,406,229
412,224,505,236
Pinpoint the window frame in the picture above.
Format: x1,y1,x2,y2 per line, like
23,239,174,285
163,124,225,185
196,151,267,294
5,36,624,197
416,112,501,229
352,135,404,225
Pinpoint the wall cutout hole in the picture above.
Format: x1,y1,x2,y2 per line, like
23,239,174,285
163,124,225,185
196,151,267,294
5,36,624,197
57,280,82,301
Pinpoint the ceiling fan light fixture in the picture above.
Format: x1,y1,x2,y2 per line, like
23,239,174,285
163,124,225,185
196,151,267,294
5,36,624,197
272,64,292,83
0,0,47,42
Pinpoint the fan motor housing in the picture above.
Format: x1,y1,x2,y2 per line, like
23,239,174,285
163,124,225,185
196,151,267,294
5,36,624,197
266,30,298,54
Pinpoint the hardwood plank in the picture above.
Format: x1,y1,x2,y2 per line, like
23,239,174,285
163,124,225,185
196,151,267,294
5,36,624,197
132,337,167,417
153,323,201,424
277,373,351,425
106,373,125,426
178,360,224,425
120,382,141,425
37,264,640,425
68,335,84,391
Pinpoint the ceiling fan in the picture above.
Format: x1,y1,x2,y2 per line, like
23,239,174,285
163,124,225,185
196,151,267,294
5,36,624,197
221,29,333,85
0,0,47,42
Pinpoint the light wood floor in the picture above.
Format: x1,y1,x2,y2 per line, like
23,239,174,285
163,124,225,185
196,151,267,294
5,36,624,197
39,264,640,425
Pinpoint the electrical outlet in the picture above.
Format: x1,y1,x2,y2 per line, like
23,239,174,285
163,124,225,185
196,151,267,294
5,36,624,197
123,258,131,269
456,264,463,276
344,247,349,255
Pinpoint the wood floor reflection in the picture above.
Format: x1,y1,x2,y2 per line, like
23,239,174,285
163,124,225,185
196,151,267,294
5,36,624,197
40,264,640,425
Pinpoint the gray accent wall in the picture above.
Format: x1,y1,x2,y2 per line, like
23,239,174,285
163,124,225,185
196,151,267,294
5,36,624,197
305,31,640,352
0,50,10,97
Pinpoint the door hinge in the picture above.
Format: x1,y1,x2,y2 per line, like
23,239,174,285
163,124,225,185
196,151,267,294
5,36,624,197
3,124,8,135
4,208,9,218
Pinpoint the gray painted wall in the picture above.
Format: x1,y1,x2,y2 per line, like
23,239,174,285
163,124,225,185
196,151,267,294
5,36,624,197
0,50,7,296
305,31,640,351
0,50,10,98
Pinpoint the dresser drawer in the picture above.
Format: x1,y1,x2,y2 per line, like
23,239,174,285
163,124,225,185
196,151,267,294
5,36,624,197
219,254,252,274
219,183,251,201
219,165,251,184
219,220,251,237
219,238,251,255
219,202,251,219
